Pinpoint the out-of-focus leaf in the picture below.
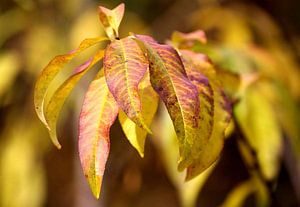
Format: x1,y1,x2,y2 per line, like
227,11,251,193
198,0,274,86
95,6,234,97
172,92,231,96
45,50,104,148
70,8,106,48
98,3,125,40
238,139,270,207
78,70,119,199
0,51,20,97
191,6,253,47
220,180,255,207
34,37,107,127
134,35,201,171
215,68,241,99
104,37,151,133
180,50,231,180
0,8,28,47
237,139,271,207
263,83,300,198
153,106,215,207
119,72,158,157
171,30,207,49
235,80,282,181
0,120,46,207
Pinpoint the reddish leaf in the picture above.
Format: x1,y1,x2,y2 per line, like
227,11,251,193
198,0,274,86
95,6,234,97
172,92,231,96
180,50,231,180
171,30,207,49
104,37,151,132
134,35,201,170
79,71,118,198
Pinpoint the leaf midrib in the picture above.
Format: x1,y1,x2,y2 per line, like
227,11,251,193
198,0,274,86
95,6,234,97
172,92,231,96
146,43,187,140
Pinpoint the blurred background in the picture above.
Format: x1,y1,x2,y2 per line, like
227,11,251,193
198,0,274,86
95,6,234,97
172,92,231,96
0,0,300,206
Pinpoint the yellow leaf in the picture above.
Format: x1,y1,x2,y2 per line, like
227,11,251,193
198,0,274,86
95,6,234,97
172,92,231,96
34,37,107,128
78,70,119,199
98,3,125,40
235,80,282,180
119,72,159,157
45,50,104,148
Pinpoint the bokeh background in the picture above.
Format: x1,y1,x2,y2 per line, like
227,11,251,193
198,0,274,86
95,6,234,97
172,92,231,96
0,0,300,206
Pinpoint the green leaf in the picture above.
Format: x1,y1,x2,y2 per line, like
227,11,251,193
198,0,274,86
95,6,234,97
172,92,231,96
98,3,125,40
134,35,201,171
78,70,119,199
104,37,151,133
180,50,231,180
45,50,104,148
34,37,107,128
119,72,159,157
234,80,282,181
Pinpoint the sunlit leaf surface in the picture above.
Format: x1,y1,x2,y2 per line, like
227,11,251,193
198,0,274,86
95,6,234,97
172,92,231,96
78,71,119,199
135,35,201,171
45,50,104,148
98,3,125,40
119,72,158,157
180,50,231,180
34,37,107,127
104,37,151,132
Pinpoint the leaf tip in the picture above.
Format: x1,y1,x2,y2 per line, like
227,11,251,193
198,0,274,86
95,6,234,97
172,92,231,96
48,130,62,149
88,174,102,199
138,150,145,158
55,143,62,150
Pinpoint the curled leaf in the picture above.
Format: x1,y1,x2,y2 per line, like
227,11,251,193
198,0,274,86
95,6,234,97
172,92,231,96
45,50,104,148
34,37,107,127
104,37,151,132
119,72,159,157
134,35,201,170
79,70,119,199
98,3,125,40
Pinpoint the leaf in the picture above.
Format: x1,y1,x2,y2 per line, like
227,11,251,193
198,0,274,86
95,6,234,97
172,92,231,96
98,3,125,40
220,179,255,207
118,72,159,157
179,50,231,180
78,70,119,199
104,36,151,133
134,35,201,170
171,30,207,49
45,50,104,148
234,80,282,180
237,140,271,207
34,37,107,127
153,106,216,207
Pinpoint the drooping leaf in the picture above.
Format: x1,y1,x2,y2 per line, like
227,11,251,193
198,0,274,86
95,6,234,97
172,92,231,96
153,106,216,207
134,35,201,170
179,50,231,180
45,50,104,148
34,37,107,126
237,140,271,207
234,80,282,181
104,36,151,132
220,179,255,207
78,70,119,199
98,3,125,40
118,72,159,157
